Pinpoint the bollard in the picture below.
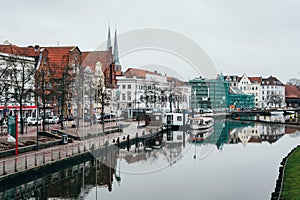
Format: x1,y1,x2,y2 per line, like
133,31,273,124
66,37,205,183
15,158,17,172
25,156,28,169
3,161,5,175
117,137,120,147
127,135,130,149
43,151,45,164
35,153,37,166
66,146,68,157
51,151,53,161
72,144,74,155
58,148,61,159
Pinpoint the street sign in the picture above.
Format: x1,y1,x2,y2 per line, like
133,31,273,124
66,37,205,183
8,116,16,138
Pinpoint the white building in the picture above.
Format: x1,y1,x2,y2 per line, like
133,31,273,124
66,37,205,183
0,51,39,118
115,68,191,113
260,76,285,108
237,74,262,108
236,74,285,108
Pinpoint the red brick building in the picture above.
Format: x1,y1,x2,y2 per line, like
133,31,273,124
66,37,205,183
43,46,82,116
285,85,300,107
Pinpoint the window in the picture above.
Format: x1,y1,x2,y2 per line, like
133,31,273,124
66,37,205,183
127,92,131,101
122,93,125,100
122,85,126,89
128,84,131,89
177,116,182,121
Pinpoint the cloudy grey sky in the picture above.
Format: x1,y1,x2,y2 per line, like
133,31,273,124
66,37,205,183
1,0,299,82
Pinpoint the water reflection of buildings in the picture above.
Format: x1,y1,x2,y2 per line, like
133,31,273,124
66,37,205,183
0,152,119,199
228,123,284,146
188,120,287,148
118,131,187,166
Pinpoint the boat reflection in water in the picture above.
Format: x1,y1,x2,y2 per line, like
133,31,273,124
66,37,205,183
0,120,299,199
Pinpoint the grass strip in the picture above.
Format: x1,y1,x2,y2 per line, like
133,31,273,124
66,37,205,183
281,147,300,200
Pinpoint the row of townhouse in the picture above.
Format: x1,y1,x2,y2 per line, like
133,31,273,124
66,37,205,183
226,74,286,108
115,68,191,113
0,28,192,122
0,26,121,120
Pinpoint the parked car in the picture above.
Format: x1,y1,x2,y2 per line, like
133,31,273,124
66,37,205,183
63,118,76,128
45,116,60,124
27,117,43,126
103,113,116,120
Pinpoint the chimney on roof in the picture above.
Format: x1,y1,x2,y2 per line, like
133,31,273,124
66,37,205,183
154,70,157,73
34,45,39,51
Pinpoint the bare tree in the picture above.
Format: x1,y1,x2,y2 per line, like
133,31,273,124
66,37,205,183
287,78,300,87
35,67,56,131
0,53,36,134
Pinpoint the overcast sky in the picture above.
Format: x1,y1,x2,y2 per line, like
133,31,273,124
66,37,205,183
1,0,299,83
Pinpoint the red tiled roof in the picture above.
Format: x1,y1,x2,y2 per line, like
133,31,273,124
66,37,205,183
285,85,300,98
238,76,261,84
262,76,284,86
0,44,40,57
81,50,113,72
123,68,158,78
248,77,262,84
44,46,79,79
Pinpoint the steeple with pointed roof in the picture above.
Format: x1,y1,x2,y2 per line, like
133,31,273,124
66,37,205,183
113,27,120,65
106,25,112,50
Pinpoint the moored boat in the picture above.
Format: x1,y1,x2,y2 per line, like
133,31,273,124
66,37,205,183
187,117,214,131
188,128,214,142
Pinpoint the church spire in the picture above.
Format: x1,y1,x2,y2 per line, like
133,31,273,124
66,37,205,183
106,24,112,50
113,27,120,65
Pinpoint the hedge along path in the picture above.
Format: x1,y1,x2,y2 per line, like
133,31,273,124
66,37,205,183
281,147,300,200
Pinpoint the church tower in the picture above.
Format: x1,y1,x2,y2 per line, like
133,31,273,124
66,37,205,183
113,27,122,72
106,25,112,50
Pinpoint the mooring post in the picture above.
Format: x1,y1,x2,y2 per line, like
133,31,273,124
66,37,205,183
43,151,45,164
15,158,17,172
35,153,37,166
3,161,6,175
117,137,120,147
127,135,130,149
25,156,27,169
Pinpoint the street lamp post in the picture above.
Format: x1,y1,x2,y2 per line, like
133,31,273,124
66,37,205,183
137,101,140,127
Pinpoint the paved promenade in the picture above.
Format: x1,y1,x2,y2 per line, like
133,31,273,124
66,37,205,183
0,120,161,177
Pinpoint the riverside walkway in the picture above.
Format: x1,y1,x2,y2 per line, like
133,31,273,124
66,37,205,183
0,121,162,178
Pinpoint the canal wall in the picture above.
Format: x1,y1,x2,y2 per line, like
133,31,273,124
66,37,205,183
271,145,300,200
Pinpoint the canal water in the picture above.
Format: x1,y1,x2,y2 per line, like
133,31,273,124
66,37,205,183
1,119,300,200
